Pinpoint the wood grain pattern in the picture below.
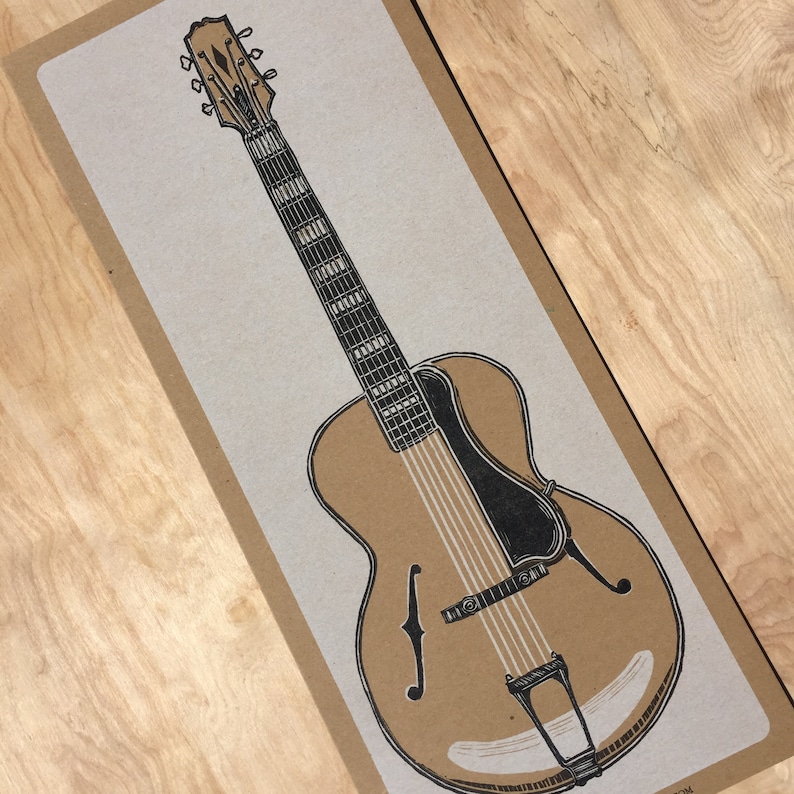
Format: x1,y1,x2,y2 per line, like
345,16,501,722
1,0,791,792
0,1,355,791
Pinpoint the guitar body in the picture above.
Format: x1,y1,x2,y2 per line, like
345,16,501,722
310,353,682,793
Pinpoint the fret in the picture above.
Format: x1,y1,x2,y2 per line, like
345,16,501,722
352,357,401,386
383,413,435,436
379,394,421,417
371,382,414,406
373,387,421,415
356,355,403,385
248,127,288,160
270,175,309,205
299,234,343,265
313,256,347,280
327,287,367,316
382,403,426,425
334,316,390,352
313,264,359,292
293,218,330,246
246,128,284,161
381,412,437,451
283,196,324,232
315,271,362,305
256,148,298,180
375,391,424,422
370,373,409,398
358,364,404,391
276,193,324,230
309,256,349,287
332,302,380,330
244,120,437,451
351,334,392,360
278,191,320,219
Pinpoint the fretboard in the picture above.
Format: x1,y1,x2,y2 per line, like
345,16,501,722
244,121,436,452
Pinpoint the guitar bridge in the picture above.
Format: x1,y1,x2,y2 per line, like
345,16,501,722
441,563,548,623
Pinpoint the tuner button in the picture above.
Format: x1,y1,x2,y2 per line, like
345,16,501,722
191,79,203,93
180,54,193,71
263,68,278,80
201,103,214,116
238,27,253,38
249,48,263,60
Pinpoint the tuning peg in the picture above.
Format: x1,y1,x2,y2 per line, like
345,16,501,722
238,27,253,38
248,48,263,60
263,68,278,80
191,79,203,93
201,103,214,116
180,54,193,71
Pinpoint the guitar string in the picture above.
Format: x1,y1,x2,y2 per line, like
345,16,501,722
226,39,267,128
409,432,552,669
251,126,552,674
400,443,519,673
401,440,538,674
251,128,431,452
252,126,550,673
403,434,535,673
254,125,536,592
249,134,539,671
406,431,544,668
255,126,429,441
258,150,544,676
424,432,553,660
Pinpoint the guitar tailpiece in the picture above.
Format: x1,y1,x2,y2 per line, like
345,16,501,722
506,654,602,786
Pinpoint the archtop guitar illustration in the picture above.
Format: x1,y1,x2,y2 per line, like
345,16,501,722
183,16,684,792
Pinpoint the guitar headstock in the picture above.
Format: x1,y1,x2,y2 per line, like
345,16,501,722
183,16,276,134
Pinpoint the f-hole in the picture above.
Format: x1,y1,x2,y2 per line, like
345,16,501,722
401,564,425,701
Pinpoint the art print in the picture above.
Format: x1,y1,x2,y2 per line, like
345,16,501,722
9,1,792,791
180,17,682,792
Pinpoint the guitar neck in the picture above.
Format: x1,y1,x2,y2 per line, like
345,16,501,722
244,120,436,451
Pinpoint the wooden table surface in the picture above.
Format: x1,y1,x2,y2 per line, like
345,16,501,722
1,0,792,791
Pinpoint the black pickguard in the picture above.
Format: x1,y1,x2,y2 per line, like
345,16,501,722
415,366,568,568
